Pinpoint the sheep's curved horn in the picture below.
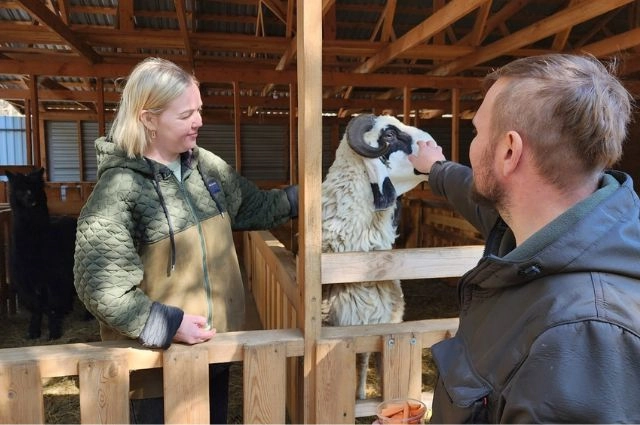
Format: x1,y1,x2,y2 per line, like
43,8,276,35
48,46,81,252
346,114,390,158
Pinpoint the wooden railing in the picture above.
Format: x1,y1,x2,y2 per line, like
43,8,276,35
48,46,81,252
0,229,482,424
0,329,304,424
244,230,483,422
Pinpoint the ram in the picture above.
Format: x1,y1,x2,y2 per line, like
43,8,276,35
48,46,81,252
321,113,436,399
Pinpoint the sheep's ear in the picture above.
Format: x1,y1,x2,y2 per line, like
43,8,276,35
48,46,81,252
363,158,397,210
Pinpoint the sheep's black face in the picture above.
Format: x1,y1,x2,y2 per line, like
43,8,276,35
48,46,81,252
379,125,413,161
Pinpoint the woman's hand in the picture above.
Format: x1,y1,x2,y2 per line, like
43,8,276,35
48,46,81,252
173,314,216,344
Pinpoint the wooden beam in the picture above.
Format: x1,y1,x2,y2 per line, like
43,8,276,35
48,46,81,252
578,27,640,57
431,0,635,76
353,0,486,74
16,0,102,64
174,0,195,71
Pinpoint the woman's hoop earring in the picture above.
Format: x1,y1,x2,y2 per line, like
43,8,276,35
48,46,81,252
150,130,157,138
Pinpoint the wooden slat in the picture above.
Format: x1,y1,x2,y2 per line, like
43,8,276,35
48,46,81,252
0,360,44,424
163,345,210,424
0,328,305,378
315,338,356,424
321,245,483,284
243,342,287,424
381,333,423,401
322,317,459,353
78,356,130,424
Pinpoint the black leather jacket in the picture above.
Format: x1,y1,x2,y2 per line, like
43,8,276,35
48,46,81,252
428,162,640,423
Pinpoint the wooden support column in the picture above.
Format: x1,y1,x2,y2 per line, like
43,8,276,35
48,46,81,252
97,77,105,136
24,99,33,166
289,82,298,184
451,87,460,162
233,81,242,172
297,0,323,423
403,86,411,125
28,75,41,167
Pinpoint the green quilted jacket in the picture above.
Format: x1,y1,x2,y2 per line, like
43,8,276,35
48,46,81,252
74,137,294,348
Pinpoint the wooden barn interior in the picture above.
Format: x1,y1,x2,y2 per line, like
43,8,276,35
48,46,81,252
1,1,640,423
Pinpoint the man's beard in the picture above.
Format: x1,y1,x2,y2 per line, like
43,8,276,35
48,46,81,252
470,158,505,211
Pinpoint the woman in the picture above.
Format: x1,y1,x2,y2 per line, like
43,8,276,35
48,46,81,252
74,57,297,423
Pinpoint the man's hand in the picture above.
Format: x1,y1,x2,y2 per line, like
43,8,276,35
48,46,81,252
173,314,216,345
410,140,446,174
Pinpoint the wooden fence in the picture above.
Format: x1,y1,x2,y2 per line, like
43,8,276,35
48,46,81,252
244,230,483,422
0,229,482,423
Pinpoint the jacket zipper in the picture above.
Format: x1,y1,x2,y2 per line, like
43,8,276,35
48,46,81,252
177,176,215,329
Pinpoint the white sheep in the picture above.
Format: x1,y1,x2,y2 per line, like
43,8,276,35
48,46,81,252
321,113,436,400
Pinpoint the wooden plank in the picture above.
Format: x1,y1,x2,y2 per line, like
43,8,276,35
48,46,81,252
78,355,130,424
243,342,287,424
381,333,423,401
322,318,459,352
250,231,299,312
297,0,324,422
321,245,483,284
163,345,210,424
0,328,304,378
315,339,356,424
0,360,44,423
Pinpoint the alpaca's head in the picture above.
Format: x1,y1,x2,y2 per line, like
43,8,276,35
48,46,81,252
6,168,48,214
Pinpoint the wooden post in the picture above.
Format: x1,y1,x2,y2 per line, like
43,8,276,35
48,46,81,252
24,99,32,166
297,0,323,422
28,75,41,168
289,82,298,185
403,86,411,124
451,87,460,162
78,356,130,424
0,361,44,423
233,81,242,172
97,77,105,136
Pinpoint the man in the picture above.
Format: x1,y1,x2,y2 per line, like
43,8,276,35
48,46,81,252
410,54,640,423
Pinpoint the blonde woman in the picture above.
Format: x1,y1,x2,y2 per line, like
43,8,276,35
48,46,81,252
74,57,297,423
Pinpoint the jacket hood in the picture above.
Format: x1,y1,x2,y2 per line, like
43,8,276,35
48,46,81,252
95,136,198,178
466,170,640,288
95,136,151,178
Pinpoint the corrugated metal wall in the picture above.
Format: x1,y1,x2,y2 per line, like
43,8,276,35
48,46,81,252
197,123,236,167
241,124,288,182
0,115,27,166
46,121,81,181
81,121,100,181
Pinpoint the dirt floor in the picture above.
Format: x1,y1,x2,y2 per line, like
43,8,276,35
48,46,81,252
0,278,459,424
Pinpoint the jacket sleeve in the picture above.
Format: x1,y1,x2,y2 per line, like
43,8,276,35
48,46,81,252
428,161,499,239
500,320,640,423
197,148,294,230
74,211,152,338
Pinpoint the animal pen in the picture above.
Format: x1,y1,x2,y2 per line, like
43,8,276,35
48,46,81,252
0,3,484,423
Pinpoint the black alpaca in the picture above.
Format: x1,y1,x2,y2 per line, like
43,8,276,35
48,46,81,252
6,168,77,340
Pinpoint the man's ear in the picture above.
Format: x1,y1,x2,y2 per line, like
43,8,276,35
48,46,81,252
501,130,523,177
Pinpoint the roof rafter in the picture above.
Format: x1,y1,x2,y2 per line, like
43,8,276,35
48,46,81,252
16,0,102,64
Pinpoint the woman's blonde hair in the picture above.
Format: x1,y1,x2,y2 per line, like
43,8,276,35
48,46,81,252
109,57,199,158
